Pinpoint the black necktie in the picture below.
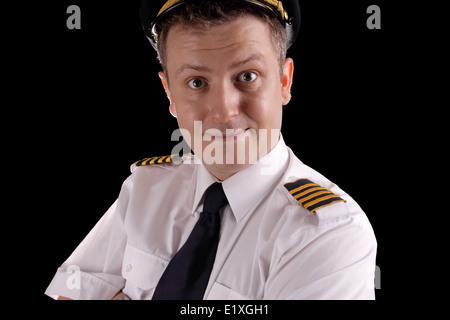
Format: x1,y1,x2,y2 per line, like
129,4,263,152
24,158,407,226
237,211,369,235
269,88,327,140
152,182,228,300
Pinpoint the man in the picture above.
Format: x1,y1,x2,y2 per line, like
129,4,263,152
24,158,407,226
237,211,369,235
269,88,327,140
46,0,377,300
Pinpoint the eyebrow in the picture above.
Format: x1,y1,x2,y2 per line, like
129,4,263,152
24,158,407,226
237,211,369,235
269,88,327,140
175,53,266,77
175,64,211,77
230,53,266,69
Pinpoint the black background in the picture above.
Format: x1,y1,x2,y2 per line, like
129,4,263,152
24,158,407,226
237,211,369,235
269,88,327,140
12,0,411,304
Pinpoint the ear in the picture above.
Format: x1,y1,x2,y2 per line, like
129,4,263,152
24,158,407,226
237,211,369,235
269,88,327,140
159,71,177,117
281,58,294,105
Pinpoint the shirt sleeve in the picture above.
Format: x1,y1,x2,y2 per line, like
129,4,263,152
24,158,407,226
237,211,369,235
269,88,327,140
263,211,377,300
45,177,132,300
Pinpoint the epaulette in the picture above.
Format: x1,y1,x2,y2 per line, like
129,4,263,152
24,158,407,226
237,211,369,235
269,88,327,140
133,154,183,167
283,178,346,213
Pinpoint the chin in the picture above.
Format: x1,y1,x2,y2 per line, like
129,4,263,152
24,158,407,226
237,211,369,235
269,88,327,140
204,162,252,181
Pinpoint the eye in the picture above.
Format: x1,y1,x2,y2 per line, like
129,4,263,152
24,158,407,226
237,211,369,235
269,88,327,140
237,71,257,83
188,78,206,89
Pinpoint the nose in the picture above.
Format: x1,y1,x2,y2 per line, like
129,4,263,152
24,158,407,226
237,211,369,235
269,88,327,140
206,82,240,124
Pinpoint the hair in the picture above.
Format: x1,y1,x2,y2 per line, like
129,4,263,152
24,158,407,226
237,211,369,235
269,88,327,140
154,0,287,78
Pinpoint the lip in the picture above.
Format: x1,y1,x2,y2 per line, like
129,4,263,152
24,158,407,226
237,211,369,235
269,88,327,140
204,128,248,142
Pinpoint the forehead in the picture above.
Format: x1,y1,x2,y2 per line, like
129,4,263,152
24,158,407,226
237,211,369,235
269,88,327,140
164,14,277,73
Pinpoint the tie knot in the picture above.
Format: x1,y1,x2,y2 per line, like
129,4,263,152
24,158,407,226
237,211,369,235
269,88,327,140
202,182,228,214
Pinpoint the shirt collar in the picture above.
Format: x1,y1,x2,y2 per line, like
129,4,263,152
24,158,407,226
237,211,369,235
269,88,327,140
192,134,289,223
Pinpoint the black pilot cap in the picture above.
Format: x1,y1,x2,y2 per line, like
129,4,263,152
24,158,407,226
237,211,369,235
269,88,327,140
139,0,301,50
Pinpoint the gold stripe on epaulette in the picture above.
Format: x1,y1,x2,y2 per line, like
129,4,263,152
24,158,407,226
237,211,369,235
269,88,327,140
134,154,187,167
135,155,173,167
284,178,346,213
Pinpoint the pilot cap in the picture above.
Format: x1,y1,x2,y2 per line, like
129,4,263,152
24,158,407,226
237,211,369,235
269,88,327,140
140,0,301,50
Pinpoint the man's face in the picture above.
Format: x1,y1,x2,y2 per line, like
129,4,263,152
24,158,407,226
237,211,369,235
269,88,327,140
160,14,294,180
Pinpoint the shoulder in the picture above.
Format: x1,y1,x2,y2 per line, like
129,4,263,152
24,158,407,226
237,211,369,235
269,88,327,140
278,151,368,228
280,176,350,227
117,154,197,206
282,178,346,214
130,154,183,172
129,153,198,172
126,153,196,186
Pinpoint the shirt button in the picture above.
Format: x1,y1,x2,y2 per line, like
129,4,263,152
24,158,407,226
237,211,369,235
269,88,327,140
125,264,132,272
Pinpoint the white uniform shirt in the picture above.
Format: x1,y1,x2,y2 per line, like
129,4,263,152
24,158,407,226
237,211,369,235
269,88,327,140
46,136,377,300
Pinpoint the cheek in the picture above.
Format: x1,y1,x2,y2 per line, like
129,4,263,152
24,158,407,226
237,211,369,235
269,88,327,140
170,97,208,151
171,92,207,126
174,108,198,145
243,87,283,130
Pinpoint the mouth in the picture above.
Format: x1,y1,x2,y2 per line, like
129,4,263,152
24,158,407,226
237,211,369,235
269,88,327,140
204,128,248,142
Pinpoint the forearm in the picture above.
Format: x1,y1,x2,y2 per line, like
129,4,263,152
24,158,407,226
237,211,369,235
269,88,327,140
112,291,130,300
56,291,129,300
